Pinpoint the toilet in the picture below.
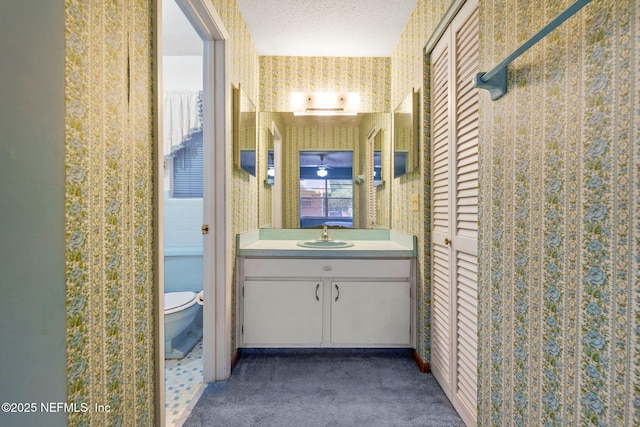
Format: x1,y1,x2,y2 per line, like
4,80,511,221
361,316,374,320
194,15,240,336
164,291,203,359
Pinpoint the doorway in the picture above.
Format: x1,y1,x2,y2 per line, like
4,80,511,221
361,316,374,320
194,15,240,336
161,0,204,424
158,0,231,425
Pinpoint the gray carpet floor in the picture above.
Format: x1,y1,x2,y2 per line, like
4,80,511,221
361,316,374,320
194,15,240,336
183,349,465,427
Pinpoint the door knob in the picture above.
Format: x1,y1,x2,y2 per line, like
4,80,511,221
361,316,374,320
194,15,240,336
444,238,451,245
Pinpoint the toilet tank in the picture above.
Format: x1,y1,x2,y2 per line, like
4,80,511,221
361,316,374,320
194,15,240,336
164,247,203,293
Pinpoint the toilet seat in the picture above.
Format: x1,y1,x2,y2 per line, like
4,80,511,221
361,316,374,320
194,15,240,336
165,291,197,315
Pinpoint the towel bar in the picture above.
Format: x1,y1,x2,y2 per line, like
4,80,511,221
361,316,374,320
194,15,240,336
475,0,592,100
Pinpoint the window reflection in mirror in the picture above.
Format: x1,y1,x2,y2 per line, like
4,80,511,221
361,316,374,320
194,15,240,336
299,151,354,229
267,151,274,184
233,83,257,176
373,130,383,187
393,89,418,178
266,128,275,185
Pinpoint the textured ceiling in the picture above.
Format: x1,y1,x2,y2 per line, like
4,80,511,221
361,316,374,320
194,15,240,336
236,0,419,57
163,0,419,57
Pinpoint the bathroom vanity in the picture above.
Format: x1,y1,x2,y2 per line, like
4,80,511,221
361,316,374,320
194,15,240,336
236,229,416,348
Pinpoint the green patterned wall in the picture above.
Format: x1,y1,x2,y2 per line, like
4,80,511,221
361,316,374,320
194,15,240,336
477,0,640,425
65,0,155,425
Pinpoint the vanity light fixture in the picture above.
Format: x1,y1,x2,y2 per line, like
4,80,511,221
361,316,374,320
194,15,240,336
291,92,360,116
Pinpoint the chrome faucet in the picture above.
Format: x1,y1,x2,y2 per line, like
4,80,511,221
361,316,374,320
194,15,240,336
321,225,330,241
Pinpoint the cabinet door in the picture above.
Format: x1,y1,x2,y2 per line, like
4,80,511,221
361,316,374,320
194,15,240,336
243,280,323,346
331,281,411,346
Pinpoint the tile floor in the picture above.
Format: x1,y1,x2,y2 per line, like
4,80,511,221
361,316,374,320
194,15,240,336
165,339,205,427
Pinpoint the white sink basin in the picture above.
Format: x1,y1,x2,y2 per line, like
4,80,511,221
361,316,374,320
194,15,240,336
296,240,354,249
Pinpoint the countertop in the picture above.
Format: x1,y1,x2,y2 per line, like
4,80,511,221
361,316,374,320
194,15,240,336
236,229,416,258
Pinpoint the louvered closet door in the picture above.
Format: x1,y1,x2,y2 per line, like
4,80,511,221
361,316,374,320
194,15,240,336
430,1,479,426
430,27,453,394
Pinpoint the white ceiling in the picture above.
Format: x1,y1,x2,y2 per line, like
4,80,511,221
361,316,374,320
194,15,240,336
162,0,202,56
236,0,419,57
162,0,419,57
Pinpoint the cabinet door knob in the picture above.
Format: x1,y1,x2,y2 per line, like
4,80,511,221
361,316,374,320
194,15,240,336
444,238,451,245
334,284,340,302
315,283,320,301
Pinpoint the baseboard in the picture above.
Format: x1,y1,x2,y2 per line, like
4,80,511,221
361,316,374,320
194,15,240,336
412,349,430,373
231,349,241,372
234,347,429,373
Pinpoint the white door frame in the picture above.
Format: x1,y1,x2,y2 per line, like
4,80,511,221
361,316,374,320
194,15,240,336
175,0,232,384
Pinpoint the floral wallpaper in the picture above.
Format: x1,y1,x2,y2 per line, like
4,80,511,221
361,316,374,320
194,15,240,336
65,0,155,426
477,0,640,425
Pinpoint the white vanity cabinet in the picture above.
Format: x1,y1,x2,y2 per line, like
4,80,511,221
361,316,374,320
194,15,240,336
238,258,414,348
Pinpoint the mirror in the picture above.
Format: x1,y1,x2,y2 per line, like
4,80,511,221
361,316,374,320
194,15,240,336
233,83,257,176
393,89,419,178
256,112,391,228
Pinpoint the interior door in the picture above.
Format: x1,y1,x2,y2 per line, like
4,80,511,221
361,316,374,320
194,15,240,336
430,16,453,393
429,1,479,425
